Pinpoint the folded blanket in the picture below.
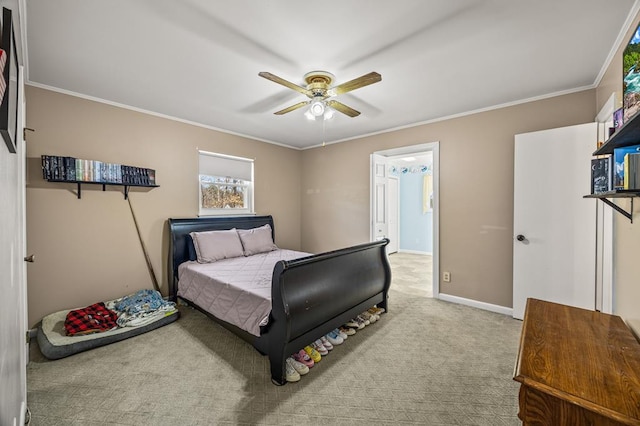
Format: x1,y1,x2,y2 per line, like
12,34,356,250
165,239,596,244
64,302,119,336
106,289,176,327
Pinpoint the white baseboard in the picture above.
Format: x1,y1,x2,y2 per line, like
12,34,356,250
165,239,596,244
438,293,513,316
397,249,432,255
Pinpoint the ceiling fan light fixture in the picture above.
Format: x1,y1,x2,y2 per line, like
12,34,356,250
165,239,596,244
304,109,315,120
323,108,334,120
309,98,325,117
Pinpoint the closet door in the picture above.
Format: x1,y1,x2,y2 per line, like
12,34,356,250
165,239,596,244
370,154,389,244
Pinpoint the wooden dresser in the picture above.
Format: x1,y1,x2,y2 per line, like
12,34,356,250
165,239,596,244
513,298,640,425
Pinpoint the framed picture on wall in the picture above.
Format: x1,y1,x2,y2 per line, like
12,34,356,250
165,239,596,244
623,22,640,124
0,7,18,153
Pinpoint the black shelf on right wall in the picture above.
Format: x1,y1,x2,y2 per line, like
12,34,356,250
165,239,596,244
593,110,640,155
584,191,640,223
585,111,640,223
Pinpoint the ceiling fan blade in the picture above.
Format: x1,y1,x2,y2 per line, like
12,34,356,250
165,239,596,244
259,72,312,97
326,100,361,117
329,72,381,96
274,101,310,115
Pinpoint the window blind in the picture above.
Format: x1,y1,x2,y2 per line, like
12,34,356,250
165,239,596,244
198,151,253,181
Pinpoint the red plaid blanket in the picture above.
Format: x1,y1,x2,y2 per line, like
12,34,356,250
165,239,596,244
64,302,119,336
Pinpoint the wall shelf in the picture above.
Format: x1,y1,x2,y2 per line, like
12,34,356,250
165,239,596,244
46,179,159,200
584,190,640,222
42,155,158,200
593,110,640,155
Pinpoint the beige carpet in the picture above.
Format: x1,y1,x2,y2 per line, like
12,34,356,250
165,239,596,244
27,253,522,425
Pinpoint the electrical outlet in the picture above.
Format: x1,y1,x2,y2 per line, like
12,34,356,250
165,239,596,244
443,271,451,282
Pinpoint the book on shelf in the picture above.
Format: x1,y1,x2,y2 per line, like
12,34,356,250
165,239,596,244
41,155,157,187
41,155,50,179
147,169,156,185
591,156,612,194
624,152,640,190
65,157,76,181
613,144,640,189
613,108,624,133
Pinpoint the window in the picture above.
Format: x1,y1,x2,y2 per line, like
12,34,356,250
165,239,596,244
198,151,254,216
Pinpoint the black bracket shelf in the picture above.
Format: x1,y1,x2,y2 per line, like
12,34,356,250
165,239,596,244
584,190,640,223
593,109,640,155
47,179,159,200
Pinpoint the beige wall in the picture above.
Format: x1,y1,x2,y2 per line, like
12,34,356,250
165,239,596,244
301,91,596,308
596,11,640,334
28,35,637,326
25,86,301,327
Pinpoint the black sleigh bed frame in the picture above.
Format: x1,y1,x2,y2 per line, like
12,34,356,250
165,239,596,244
168,215,391,385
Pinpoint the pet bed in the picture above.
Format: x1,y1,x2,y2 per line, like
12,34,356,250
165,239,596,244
37,301,179,360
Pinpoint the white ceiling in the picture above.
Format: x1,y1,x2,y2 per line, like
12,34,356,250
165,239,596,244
24,0,637,149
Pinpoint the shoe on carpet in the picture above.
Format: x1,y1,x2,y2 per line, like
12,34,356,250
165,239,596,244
312,340,329,356
339,326,356,336
319,337,333,351
304,345,322,362
345,318,365,330
327,330,344,345
320,335,333,350
356,314,370,326
286,357,309,375
369,306,385,316
292,349,314,368
334,328,348,340
285,360,301,382
360,311,377,324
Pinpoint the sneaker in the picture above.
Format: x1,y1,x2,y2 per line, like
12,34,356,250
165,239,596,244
357,314,370,326
334,328,348,340
369,306,385,316
311,340,328,356
321,335,335,350
286,357,309,375
339,326,356,336
285,360,300,382
326,331,344,345
360,311,378,324
318,337,333,351
292,349,314,368
345,318,365,330
304,345,322,362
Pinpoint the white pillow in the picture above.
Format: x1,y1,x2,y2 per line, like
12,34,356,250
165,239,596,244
237,224,278,256
190,229,244,263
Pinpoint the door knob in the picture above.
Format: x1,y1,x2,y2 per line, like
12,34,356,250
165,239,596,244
516,235,526,242
24,254,35,263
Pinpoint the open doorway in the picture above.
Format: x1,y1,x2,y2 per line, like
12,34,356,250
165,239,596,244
370,142,439,298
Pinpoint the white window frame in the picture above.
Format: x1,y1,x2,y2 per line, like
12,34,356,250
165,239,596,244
198,150,254,216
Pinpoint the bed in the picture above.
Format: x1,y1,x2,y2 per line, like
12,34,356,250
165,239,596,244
168,215,391,385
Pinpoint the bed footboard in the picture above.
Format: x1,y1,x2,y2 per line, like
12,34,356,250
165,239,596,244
266,239,391,385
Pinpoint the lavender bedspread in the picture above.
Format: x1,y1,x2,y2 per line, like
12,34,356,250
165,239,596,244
177,249,310,336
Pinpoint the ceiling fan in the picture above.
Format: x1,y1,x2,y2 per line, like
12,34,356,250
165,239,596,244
258,70,381,118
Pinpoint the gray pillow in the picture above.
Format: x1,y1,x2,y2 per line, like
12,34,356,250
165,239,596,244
237,224,278,256
190,229,244,263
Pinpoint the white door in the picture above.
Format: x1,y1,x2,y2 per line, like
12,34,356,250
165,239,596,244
513,123,597,320
388,176,399,253
0,65,27,425
371,154,388,243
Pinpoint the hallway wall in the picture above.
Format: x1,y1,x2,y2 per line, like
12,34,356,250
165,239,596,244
399,172,433,253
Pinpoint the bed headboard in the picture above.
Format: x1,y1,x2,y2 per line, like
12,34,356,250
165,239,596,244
167,215,275,301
